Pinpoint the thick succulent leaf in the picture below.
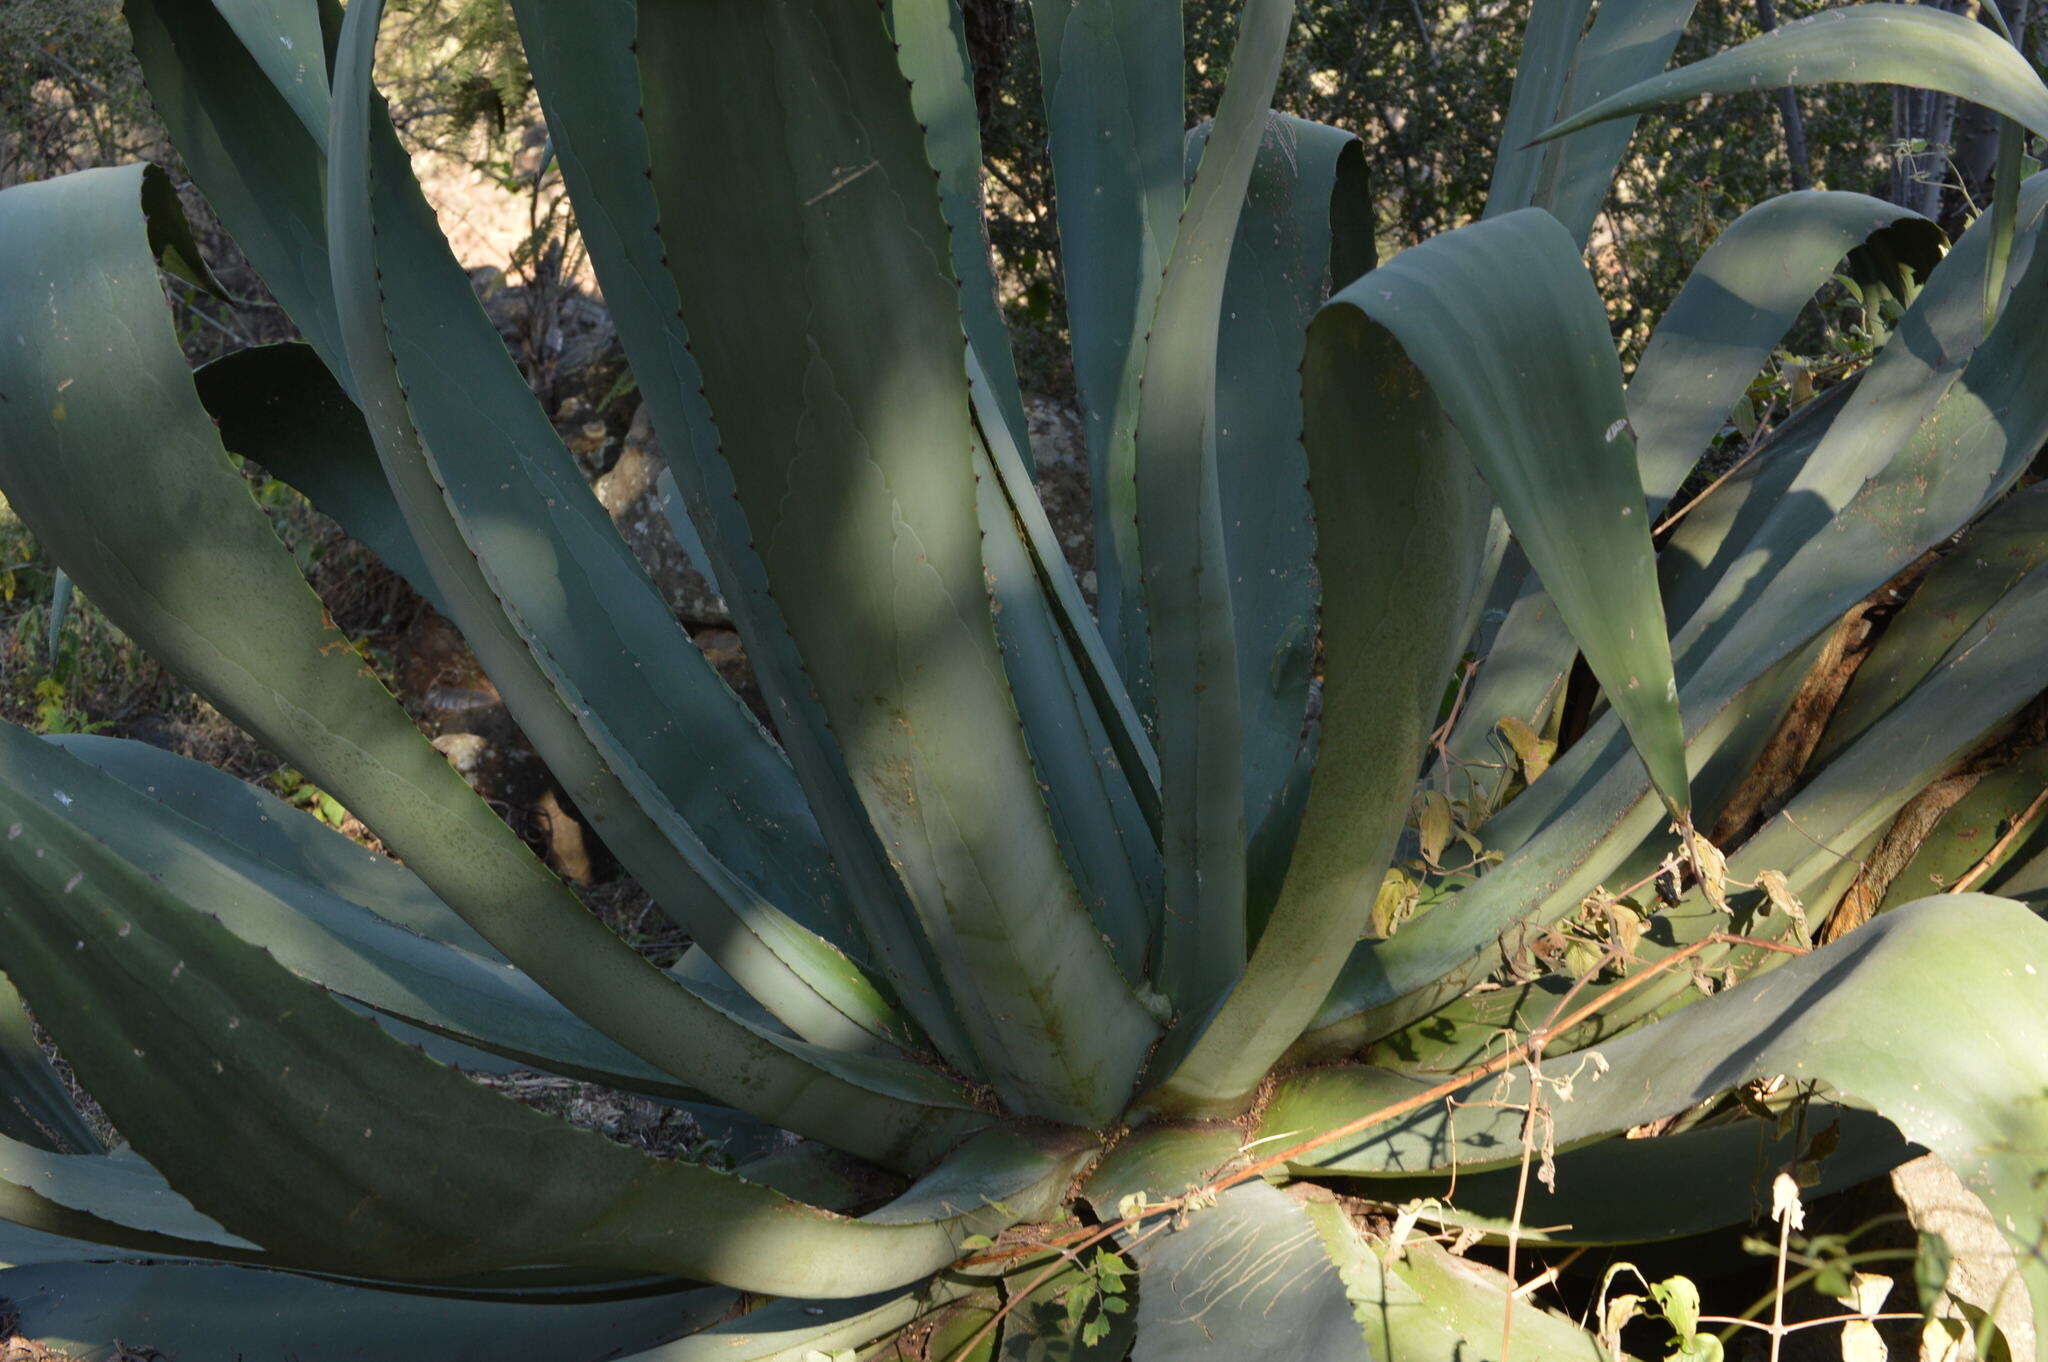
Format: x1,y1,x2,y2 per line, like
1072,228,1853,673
1631,192,1941,512
44,733,495,956
1814,480,2048,766
618,1279,977,1362
0,162,961,1164
1266,895,2048,1342
1990,841,2048,908
1150,209,1678,1112
321,0,913,1054
891,0,1031,463
7,727,695,1097
1137,0,1297,1012
1986,115,2028,330
1124,1182,1369,1362
1533,0,1699,243
1663,173,2048,728
1663,170,2048,673
0,973,100,1156
1539,5,2048,147
1322,175,2048,1049
1434,573,1571,817
1443,194,1939,809
0,1263,729,1362
129,0,907,1048
930,1301,1004,1362
1079,1124,1365,1362
204,340,904,1052
1028,0,1186,709
1083,1125,1245,1213
140,0,889,1043
0,775,1079,1293
1305,630,1807,1058
1654,378,1858,640
1456,404,1870,828
1,1221,138,1268
1320,514,2048,1056
1194,114,1374,931
1089,1127,1605,1362
1413,211,1688,814
500,0,971,1064
203,345,907,1058
975,438,1161,978
1553,551,2048,1051
192,342,443,613
633,0,1157,1123
971,343,1164,842
1305,1201,1611,1362
1331,1107,1913,1245
1487,0,1594,218
0,1139,257,1263
1384,1238,1608,1362
959,215,1164,982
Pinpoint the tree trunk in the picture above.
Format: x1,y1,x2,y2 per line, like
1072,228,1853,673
1752,0,1813,190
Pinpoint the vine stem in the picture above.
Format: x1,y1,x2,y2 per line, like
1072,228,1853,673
942,930,1809,1360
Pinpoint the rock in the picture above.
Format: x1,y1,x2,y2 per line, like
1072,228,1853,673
535,787,594,885
1024,393,1095,599
593,404,730,625
692,627,757,703
1891,1153,2035,1362
430,731,492,790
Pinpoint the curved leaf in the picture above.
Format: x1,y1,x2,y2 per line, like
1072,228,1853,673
498,0,973,1065
1027,0,1187,709
1265,895,2048,1343
0,774,1079,1295
1150,209,1676,1112
1197,114,1374,931
322,1,910,1055
1487,0,1594,220
1876,739,2048,912
43,733,497,956
620,1279,977,1362
1442,193,1935,819
1082,1127,1366,1362
8,727,696,1097
193,342,443,612
1127,1182,1369,1362
1307,1201,1610,1362
891,0,1031,464
632,0,1157,1123
0,1139,256,1264
1322,174,2048,1049
1535,0,1700,244
1138,0,1299,1011
0,1263,728,1362
1334,1107,1914,1245
1539,6,2048,148
0,162,965,1166
974,435,1162,979
134,0,890,1049
1631,191,1941,512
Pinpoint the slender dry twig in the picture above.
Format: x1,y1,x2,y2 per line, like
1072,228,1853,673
1949,784,2048,893
1500,1050,1545,1362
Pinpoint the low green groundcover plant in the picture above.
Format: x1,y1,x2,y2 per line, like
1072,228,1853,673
1,0,2047,1357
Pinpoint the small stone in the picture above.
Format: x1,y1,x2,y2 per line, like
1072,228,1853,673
431,732,493,791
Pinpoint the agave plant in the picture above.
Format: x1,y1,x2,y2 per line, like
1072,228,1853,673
2,0,2048,1355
